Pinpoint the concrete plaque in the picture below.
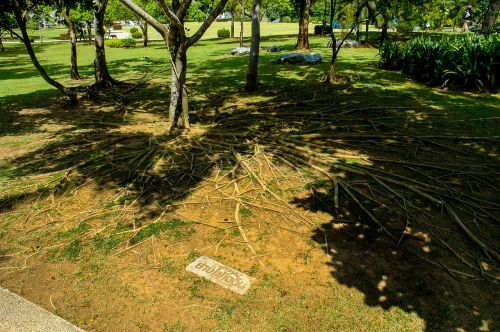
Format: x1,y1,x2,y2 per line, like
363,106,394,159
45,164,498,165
186,256,251,294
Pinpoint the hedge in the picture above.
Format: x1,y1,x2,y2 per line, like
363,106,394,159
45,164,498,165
217,28,230,38
131,31,143,39
105,38,136,48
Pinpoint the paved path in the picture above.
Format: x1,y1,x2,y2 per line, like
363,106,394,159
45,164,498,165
0,286,84,332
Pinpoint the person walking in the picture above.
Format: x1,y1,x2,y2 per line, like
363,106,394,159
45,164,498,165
462,4,473,32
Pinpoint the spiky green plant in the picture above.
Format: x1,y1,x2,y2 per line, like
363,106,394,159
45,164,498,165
378,35,500,91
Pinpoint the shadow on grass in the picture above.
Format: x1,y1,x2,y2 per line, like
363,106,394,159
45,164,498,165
0,41,499,332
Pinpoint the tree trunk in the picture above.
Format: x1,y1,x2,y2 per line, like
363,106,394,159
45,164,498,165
481,0,500,34
93,1,115,87
365,19,369,43
380,17,389,44
230,12,235,38
140,22,148,47
167,45,189,132
15,14,77,104
325,0,337,83
61,8,81,80
328,51,337,82
86,21,92,45
296,0,311,49
355,24,360,41
245,0,260,92
0,37,4,52
240,0,244,47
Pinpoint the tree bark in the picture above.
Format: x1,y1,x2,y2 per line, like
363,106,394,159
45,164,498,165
0,36,4,52
15,13,77,104
167,44,189,132
380,17,389,44
140,21,148,47
325,0,337,82
365,19,369,43
296,0,311,49
481,0,500,34
61,8,81,80
240,0,244,47
86,21,92,45
230,12,235,38
119,0,229,132
245,0,260,92
93,0,115,87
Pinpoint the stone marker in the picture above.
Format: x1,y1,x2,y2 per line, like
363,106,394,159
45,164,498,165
186,256,251,294
327,39,360,48
230,47,251,55
270,53,322,65
266,45,282,52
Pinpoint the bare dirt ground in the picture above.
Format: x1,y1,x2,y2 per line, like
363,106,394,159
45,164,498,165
0,81,499,331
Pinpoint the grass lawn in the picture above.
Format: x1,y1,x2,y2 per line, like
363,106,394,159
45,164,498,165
7,22,309,42
0,34,499,332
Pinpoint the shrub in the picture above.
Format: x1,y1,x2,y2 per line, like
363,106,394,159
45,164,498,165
105,38,136,48
314,25,332,35
131,31,143,39
217,28,230,38
396,21,414,34
378,35,500,91
112,23,122,30
130,27,138,33
59,33,70,40
281,16,291,23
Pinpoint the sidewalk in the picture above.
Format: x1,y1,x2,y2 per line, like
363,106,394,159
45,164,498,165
0,286,84,332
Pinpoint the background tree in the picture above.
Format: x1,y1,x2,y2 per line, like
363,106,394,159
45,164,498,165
0,18,16,52
246,0,260,91
325,0,365,82
70,2,93,44
296,0,312,49
119,0,230,132
261,0,292,21
481,0,500,34
0,0,77,103
58,0,93,79
61,5,81,79
107,0,153,47
93,0,115,87
226,0,238,37
240,0,246,46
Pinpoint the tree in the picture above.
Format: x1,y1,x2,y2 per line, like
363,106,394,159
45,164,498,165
58,0,93,80
226,0,238,37
325,0,365,82
246,0,260,91
481,0,500,34
119,0,230,132
0,0,77,103
107,0,152,47
296,0,311,49
93,0,116,87
240,0,245,46
0,18,15,52
261,0,292,21
61,6,81,79
70,3,93,44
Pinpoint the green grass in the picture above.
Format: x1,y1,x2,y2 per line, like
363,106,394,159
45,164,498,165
130,219,194,244
57,223,91,240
